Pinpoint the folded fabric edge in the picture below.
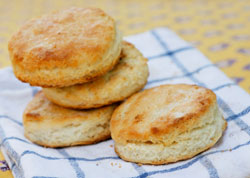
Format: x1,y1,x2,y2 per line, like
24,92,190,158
1,146,23,178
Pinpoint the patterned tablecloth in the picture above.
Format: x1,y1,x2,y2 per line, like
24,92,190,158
0,0,249,177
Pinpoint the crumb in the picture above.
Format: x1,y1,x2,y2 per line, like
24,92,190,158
111,162,113,166
110,145,113,148
115,163,117,165
96,163,99,166
229,148,232,151
118,163,122,168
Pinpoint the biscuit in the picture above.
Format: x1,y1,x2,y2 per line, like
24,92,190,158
110,84,227,165
23,91,116,147
43,41,149,109
8,7,122,87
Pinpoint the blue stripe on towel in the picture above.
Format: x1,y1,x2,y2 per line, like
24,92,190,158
19,150,119,163
0,115,23,126
226,106,250,122
57,149,85,178
11,163,23,178
147,64,215,85
147,46,194,60
32,176,58,178
151,30,191,75
212,83,236,91
218,100,250,136
1,137,31,145
200,157,219,178
132,163,148,177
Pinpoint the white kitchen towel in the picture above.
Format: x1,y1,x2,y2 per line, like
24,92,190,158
0,27,250,178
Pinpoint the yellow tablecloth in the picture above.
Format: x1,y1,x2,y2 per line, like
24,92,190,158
0,0,249,177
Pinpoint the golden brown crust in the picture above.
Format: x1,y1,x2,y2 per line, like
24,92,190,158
9,7,122,87
23,91,116,147
43,41,149,109
111,84,217,145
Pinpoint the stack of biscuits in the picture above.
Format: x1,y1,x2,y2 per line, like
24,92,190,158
8,7,227,165
8,7,149,148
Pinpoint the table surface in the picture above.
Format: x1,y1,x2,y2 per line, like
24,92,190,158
0,0,249,177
